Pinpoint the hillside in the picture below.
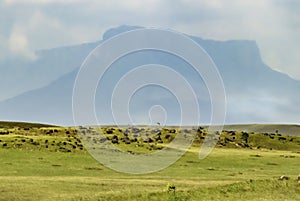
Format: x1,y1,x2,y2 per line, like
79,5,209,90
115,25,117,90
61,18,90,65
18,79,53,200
0,122,299,153
0,121,56,128
1,26,300,125
0,121,299,200
222,124,300,136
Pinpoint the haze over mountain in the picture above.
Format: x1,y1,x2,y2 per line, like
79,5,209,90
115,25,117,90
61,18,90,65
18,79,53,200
0,41,98,101
0,25,299,126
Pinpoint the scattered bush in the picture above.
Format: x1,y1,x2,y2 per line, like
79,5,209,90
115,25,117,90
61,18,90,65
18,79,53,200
166,183,176,194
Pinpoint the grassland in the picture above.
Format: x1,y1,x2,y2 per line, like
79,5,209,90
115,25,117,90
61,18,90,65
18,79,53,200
221,124,300,137
0,122,299,201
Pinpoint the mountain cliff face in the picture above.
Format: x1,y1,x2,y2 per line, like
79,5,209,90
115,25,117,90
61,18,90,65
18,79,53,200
1,26,299,125
0,41,98,101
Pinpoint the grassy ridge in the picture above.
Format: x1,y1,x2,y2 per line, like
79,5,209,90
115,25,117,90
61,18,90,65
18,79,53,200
1,124,300,153
0,121,56,128
222,124,300,136
0,122,299,201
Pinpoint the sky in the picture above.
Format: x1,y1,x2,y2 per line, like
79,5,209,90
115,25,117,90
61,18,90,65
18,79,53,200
1,0,300,80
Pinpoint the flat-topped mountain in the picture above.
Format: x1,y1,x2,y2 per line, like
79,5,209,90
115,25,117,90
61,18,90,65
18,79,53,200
0,25,300,125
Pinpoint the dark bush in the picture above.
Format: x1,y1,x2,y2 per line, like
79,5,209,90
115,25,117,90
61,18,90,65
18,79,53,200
32,141,39,146
143,138,154,143
155,135,162,141
112,139,118,144
131,138,138,142
278,137,286,141
242,132,249,143
0,131,9,135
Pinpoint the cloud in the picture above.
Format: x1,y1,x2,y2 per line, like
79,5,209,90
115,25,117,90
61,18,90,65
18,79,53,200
8,29,36,60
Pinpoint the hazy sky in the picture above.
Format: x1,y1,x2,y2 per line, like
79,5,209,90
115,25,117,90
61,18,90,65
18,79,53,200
1,0,300,80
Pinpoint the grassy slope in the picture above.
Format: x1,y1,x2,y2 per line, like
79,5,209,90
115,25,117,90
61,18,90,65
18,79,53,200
0,121,56,128
0,148,299,201
222,124,300,136
0,122,299,201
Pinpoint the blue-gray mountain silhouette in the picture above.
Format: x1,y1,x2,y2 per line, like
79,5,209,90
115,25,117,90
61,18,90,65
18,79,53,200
0,25,299,126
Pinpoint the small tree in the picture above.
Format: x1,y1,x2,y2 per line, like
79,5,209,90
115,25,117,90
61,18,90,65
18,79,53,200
242,132,249,143
166,183,176,195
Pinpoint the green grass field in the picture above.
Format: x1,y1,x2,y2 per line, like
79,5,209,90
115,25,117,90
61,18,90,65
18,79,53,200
0,122,299,201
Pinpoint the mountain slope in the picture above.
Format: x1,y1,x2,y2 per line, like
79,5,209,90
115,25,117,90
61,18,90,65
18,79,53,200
0,25,300,126
0,41,98,101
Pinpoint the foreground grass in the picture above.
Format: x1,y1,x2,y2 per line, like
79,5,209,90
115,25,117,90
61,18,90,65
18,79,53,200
0,124,299,200
0,147,299,201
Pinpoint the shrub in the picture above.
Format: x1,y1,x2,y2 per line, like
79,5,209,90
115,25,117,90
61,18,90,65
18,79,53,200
112,139,119,144
166,183,176,194
242,132,249,143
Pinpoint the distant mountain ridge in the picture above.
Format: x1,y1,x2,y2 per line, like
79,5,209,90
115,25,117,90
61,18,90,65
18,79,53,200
1,25,300,126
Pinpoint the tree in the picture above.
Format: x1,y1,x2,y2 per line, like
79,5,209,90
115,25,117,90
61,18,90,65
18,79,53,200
166,183,176,194
242,132,249,143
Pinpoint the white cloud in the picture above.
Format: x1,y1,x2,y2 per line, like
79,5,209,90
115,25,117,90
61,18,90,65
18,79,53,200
8,28,36,60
